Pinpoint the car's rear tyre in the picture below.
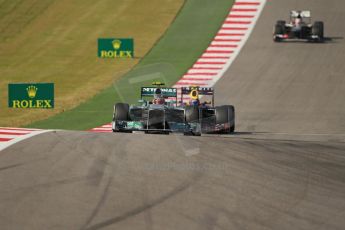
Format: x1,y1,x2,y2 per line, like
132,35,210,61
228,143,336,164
185,106,199,123
215,105,235,133
313,21,324,42
113,103,129,132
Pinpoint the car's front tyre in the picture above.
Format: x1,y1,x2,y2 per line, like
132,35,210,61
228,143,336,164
113,103,130,132
312,21,324,42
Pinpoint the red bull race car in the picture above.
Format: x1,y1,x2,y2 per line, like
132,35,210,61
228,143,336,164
112,83,235,135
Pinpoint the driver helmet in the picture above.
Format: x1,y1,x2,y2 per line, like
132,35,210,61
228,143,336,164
154,88,163,99
295,13,302,24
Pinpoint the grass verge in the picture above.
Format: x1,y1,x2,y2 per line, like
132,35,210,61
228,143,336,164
0,0,184,127
28,0,234,130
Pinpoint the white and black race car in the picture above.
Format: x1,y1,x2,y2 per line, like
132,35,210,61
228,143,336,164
273,10,324,42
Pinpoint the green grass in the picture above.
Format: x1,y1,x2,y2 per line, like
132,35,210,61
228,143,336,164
29,0,234,130
0,0,184,127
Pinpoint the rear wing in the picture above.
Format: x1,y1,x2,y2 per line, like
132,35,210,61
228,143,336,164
181,87,214,106
290,10,311,18
141,87,177,98
181,87,214,96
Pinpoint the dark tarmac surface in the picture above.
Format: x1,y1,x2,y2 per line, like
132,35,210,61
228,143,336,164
1,0,345,229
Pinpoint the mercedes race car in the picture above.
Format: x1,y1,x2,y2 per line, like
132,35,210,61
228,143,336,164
112,83,235,135
273,10,324,42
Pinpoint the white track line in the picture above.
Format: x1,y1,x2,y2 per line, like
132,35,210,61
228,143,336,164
0,128,52,152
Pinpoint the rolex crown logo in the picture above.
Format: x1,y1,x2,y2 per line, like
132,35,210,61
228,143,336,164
112,39,122,50
27,85,38,98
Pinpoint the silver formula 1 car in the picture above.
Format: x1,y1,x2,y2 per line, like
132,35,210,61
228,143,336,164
112,83,235,135
273,10,324,42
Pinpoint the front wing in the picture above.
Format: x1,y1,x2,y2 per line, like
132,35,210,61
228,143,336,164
112,120,201,134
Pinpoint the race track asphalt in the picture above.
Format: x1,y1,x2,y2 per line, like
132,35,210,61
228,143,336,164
216,0,345,134
1,0,345,229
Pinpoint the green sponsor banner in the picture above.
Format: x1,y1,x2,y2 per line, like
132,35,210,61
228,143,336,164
8,83,54,109
141,87,177,97
98,38,134,58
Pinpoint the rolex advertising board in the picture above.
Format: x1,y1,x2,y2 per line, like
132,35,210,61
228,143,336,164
98,38,134,58
8,83,54,109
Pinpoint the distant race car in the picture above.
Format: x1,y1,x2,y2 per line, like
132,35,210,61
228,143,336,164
112,83,235,135
273,10,324,42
